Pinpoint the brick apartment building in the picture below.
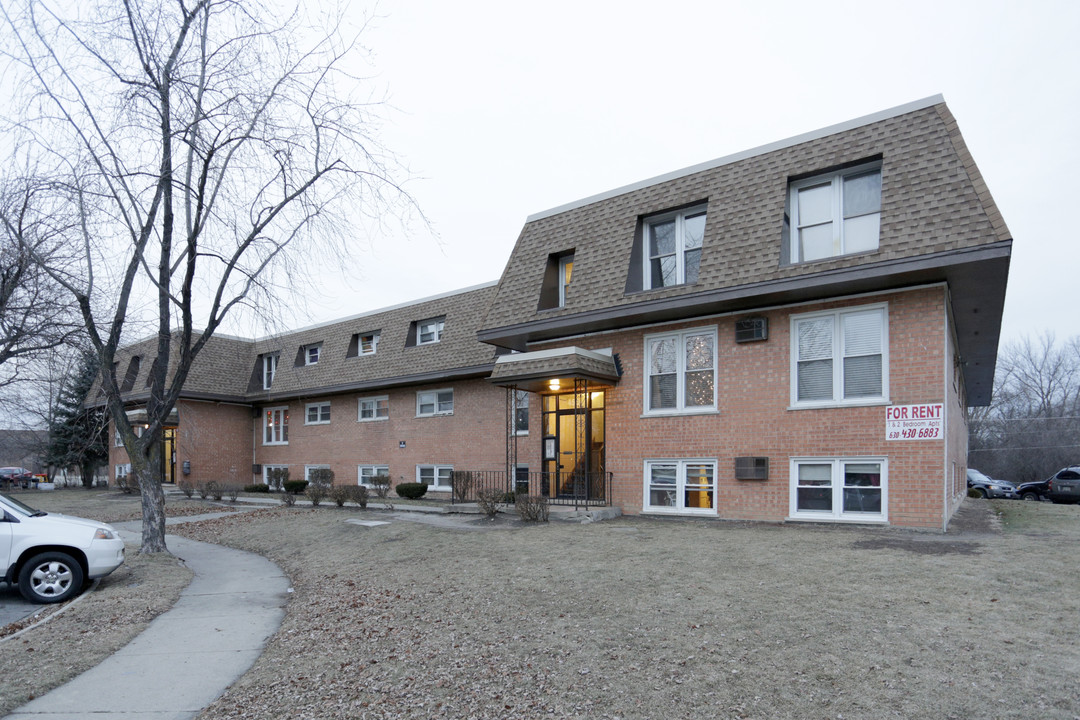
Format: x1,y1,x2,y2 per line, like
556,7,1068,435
107,95,1011,530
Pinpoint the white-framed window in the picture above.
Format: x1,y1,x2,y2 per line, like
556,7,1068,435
359,332,380,356
263,406,289,445
417,464,453,491
305,464,331,483
644,327,717,414
643,459,717,514
644,205,707,289
417,317,445,345
358,395,389,421
114,463,131,479
304,344,321,366
358,465,390,488
417,388,454,417
791,304,888,407
305,402,330,425
513,389,529,434
789,162,881,263
114,428,123,447
262,354,278,390
559,255,574,307
790,457,886,521
263,464,288,488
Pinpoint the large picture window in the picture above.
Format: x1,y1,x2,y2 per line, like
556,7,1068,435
644,327,717,414
791,305,887,407
644,459,717,514
791,458,886,521
644,205,707,289
263,406,289,445
789,163,881,263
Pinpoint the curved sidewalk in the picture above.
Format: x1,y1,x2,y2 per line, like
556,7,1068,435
9,519,289,719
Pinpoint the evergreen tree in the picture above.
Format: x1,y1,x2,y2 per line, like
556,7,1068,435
45,352,108,488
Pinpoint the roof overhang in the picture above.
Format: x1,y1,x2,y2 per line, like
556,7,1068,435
488,347,620,393
478,241,1010,406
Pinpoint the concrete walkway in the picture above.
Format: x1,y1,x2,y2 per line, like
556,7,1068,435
8,519,289,720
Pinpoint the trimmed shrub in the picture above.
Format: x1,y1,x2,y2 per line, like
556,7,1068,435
395,482,428,499
209,481,223,501
516,494,549,522
476,488,502,518
330,485,350,507
244,483,271,493
369,474,391,500
196,481,211,499
224,483,241,502
178,480,196,498
331,485,369,508
306,482,329,506
351,485,369,508
451,470,475,503
116,474,140,495
280,490,297,507
283,480,308,494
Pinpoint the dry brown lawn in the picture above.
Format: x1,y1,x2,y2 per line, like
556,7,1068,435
3,489,1080,719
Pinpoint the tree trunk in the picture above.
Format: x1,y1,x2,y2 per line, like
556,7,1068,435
134,442,169,553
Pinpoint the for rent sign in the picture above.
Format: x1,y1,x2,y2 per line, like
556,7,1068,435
886,403,944,440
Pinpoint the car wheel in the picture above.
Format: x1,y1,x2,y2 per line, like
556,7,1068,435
1021,492,1041,501
18,552,85,604
973,487,988,499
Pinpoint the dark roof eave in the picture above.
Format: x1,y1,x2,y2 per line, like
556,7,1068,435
478,242,1011,405
246,363,498,404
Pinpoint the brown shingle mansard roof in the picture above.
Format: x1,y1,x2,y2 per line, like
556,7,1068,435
106,283,500,405
477,95,1011,405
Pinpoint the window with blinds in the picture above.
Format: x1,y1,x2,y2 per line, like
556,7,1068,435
791,305,887,406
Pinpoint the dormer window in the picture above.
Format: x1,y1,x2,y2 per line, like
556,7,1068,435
418,317,445,345
789,162,881,263
644,205,706,289
262,354,278,389
559,255,573,307
304,344,321,366
359,332,379,355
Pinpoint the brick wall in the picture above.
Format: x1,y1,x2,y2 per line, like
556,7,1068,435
533,286,952,528
250,378,509,491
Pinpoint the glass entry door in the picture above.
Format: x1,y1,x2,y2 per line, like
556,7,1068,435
542,390,605,500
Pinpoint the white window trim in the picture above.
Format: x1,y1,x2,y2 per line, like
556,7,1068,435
513,389,529,435
262,354,278,390
789,303,889,409
263,405,289,446
417,464,453,491
416,388,454,417
358,464,390,488
114,428,123,447
262,464,288,487
358,332,380,356
642,458,718,516
642,326,719,416
305,344,321,366
643,204,707,289
304,401,331,425
114,463,131,479
788,161,882,263
357,395,390,422
304,464,331,483
788,457,888,523
558,255,573,307
417,317,445,345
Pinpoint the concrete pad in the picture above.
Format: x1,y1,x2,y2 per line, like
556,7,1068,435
345,518,391,527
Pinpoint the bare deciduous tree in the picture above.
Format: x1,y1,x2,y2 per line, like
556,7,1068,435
1,0,417,552
969,332,1080,482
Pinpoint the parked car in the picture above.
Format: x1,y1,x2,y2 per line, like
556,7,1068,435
1046,466,1080,504
1015,478,1051,501
0,467,34,490
966,469,1018,499
0,492,125,603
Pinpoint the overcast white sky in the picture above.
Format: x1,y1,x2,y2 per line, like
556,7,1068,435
277,0,1079,349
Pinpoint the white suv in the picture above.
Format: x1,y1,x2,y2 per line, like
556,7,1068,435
1,492,126,603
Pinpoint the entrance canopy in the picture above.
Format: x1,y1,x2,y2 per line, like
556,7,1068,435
488,346,620,392
125,408,180,427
